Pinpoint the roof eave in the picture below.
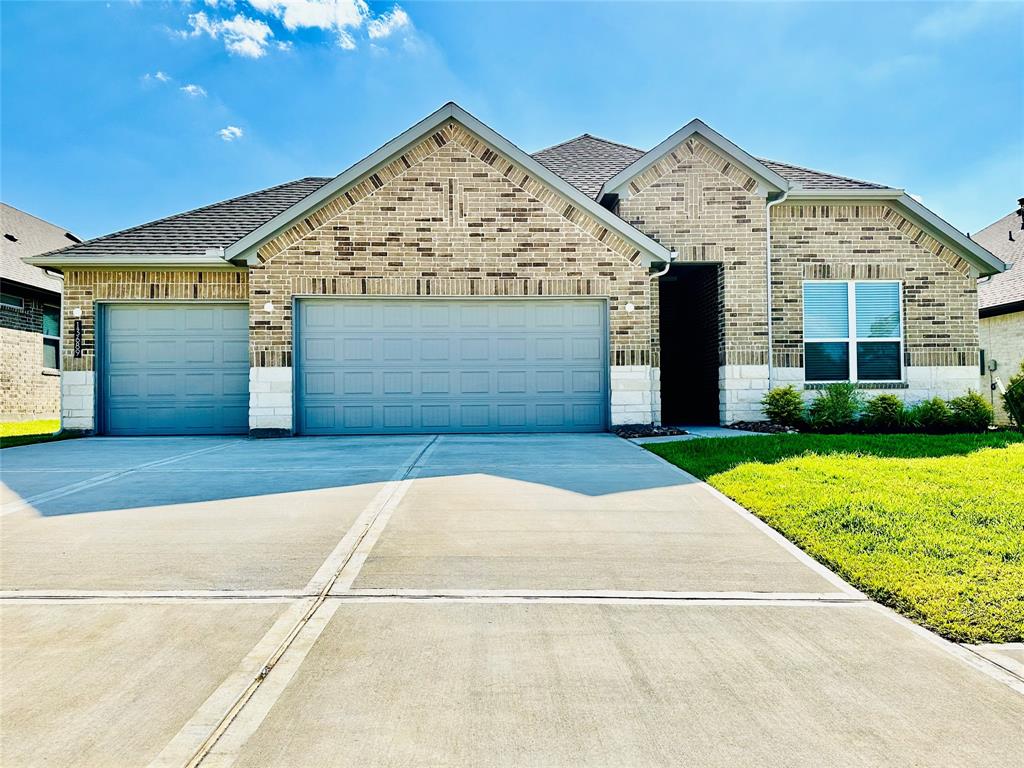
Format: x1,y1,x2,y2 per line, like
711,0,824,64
598,119,791,201
226,103,672,267
22,254,241,269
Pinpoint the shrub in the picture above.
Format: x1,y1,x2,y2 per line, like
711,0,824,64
909,397,953,434
948,391,994,433
761,385,805,428
1003,362,1024,429
861,394,909,433
808,382,863,433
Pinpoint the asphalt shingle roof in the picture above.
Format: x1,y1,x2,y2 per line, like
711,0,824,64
530,136,891,199
532,135,645,199
974,205,1024,311
42,177,330,261
1,203,78,293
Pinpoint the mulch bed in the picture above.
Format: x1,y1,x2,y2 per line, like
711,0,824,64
612,424,689,439
724,421,794,434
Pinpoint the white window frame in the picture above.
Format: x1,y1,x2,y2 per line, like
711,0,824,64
802,280,904,384
42,304,60,370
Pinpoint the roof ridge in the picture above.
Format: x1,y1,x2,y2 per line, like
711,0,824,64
48,177,331,258
757,157,888,189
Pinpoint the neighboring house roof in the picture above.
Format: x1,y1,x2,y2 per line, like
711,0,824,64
1,203,78,293
532,135,645,198
974,203,1024,314
27,178,330,266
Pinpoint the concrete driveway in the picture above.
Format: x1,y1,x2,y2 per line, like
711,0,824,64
1,434,1021,767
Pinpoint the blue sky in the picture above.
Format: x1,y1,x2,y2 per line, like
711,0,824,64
2,0,1021,240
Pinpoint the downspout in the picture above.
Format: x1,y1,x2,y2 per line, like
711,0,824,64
764,189,790,389
649,251,677,426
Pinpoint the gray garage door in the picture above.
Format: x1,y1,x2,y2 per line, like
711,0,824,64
100,304,249,435
296,299,608,434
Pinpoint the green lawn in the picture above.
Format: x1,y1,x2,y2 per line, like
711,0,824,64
0,419,78,449
646,433,1024,643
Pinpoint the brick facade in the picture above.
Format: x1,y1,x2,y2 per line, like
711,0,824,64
250,121,653,370
50,120,987,432
770,203,979,370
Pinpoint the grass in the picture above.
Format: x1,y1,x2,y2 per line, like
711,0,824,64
646,432,1024,643
0,419,78,449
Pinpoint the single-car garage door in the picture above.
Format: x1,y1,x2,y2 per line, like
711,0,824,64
100,303,249,435
296,298,608,434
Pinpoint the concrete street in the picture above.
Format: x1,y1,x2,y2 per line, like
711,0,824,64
1,434,1021,767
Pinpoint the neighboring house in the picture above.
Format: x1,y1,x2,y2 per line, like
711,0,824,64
1,204,80,421
974,198,1024,424
26,103,1003,436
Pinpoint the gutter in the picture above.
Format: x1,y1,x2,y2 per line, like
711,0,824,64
764,188,790,389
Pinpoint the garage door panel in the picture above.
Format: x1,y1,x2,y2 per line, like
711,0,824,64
297,299,607,435
101,304,248,436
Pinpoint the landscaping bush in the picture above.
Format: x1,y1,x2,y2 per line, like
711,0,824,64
860,394,909,433
908,397,953,434
807,382,862,433
1003,362,1024,429
761,385,805,429
948,391,993,433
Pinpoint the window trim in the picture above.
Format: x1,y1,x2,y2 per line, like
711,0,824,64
42,304,60,370
802,280,904,384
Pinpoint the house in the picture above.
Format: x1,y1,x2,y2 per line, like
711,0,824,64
1,204,80,421
25,103,1003,436
974,198,1024,424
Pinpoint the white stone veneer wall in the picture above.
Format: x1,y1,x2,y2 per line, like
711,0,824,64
62,370,95,431
610,365,659,425
719,364,769,424
249,367,293,433
979,311,1024,425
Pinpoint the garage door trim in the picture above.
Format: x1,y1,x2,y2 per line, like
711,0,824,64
291,295,611,435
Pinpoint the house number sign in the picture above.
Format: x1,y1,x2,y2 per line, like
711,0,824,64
73,320,83,358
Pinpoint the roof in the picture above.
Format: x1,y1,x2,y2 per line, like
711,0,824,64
224,103,673,267
530,134,890,200
532,135,645,198
1,203,78,294
974,204,1024,312
32,178,330,266
757,158,888,191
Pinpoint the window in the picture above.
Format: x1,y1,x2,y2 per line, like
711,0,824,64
803,281,902,382
42,305,60,369
1,292,23,309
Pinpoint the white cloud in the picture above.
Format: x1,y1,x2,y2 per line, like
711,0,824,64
367,5,409,39
247,0,370,49
184,11,275,58
180,84,208,97
143,70,172,83
218,125,244,141
914,2,1007,41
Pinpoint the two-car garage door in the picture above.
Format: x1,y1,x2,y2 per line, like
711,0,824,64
295,299,608,434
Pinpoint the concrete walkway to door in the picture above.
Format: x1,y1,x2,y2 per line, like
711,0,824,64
1,434,1022,767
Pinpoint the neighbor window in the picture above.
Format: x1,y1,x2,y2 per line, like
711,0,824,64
803,281,902,382
42,305,60,369
1,292,23,309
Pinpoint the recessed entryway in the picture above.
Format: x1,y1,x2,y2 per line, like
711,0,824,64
659,264,722,425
